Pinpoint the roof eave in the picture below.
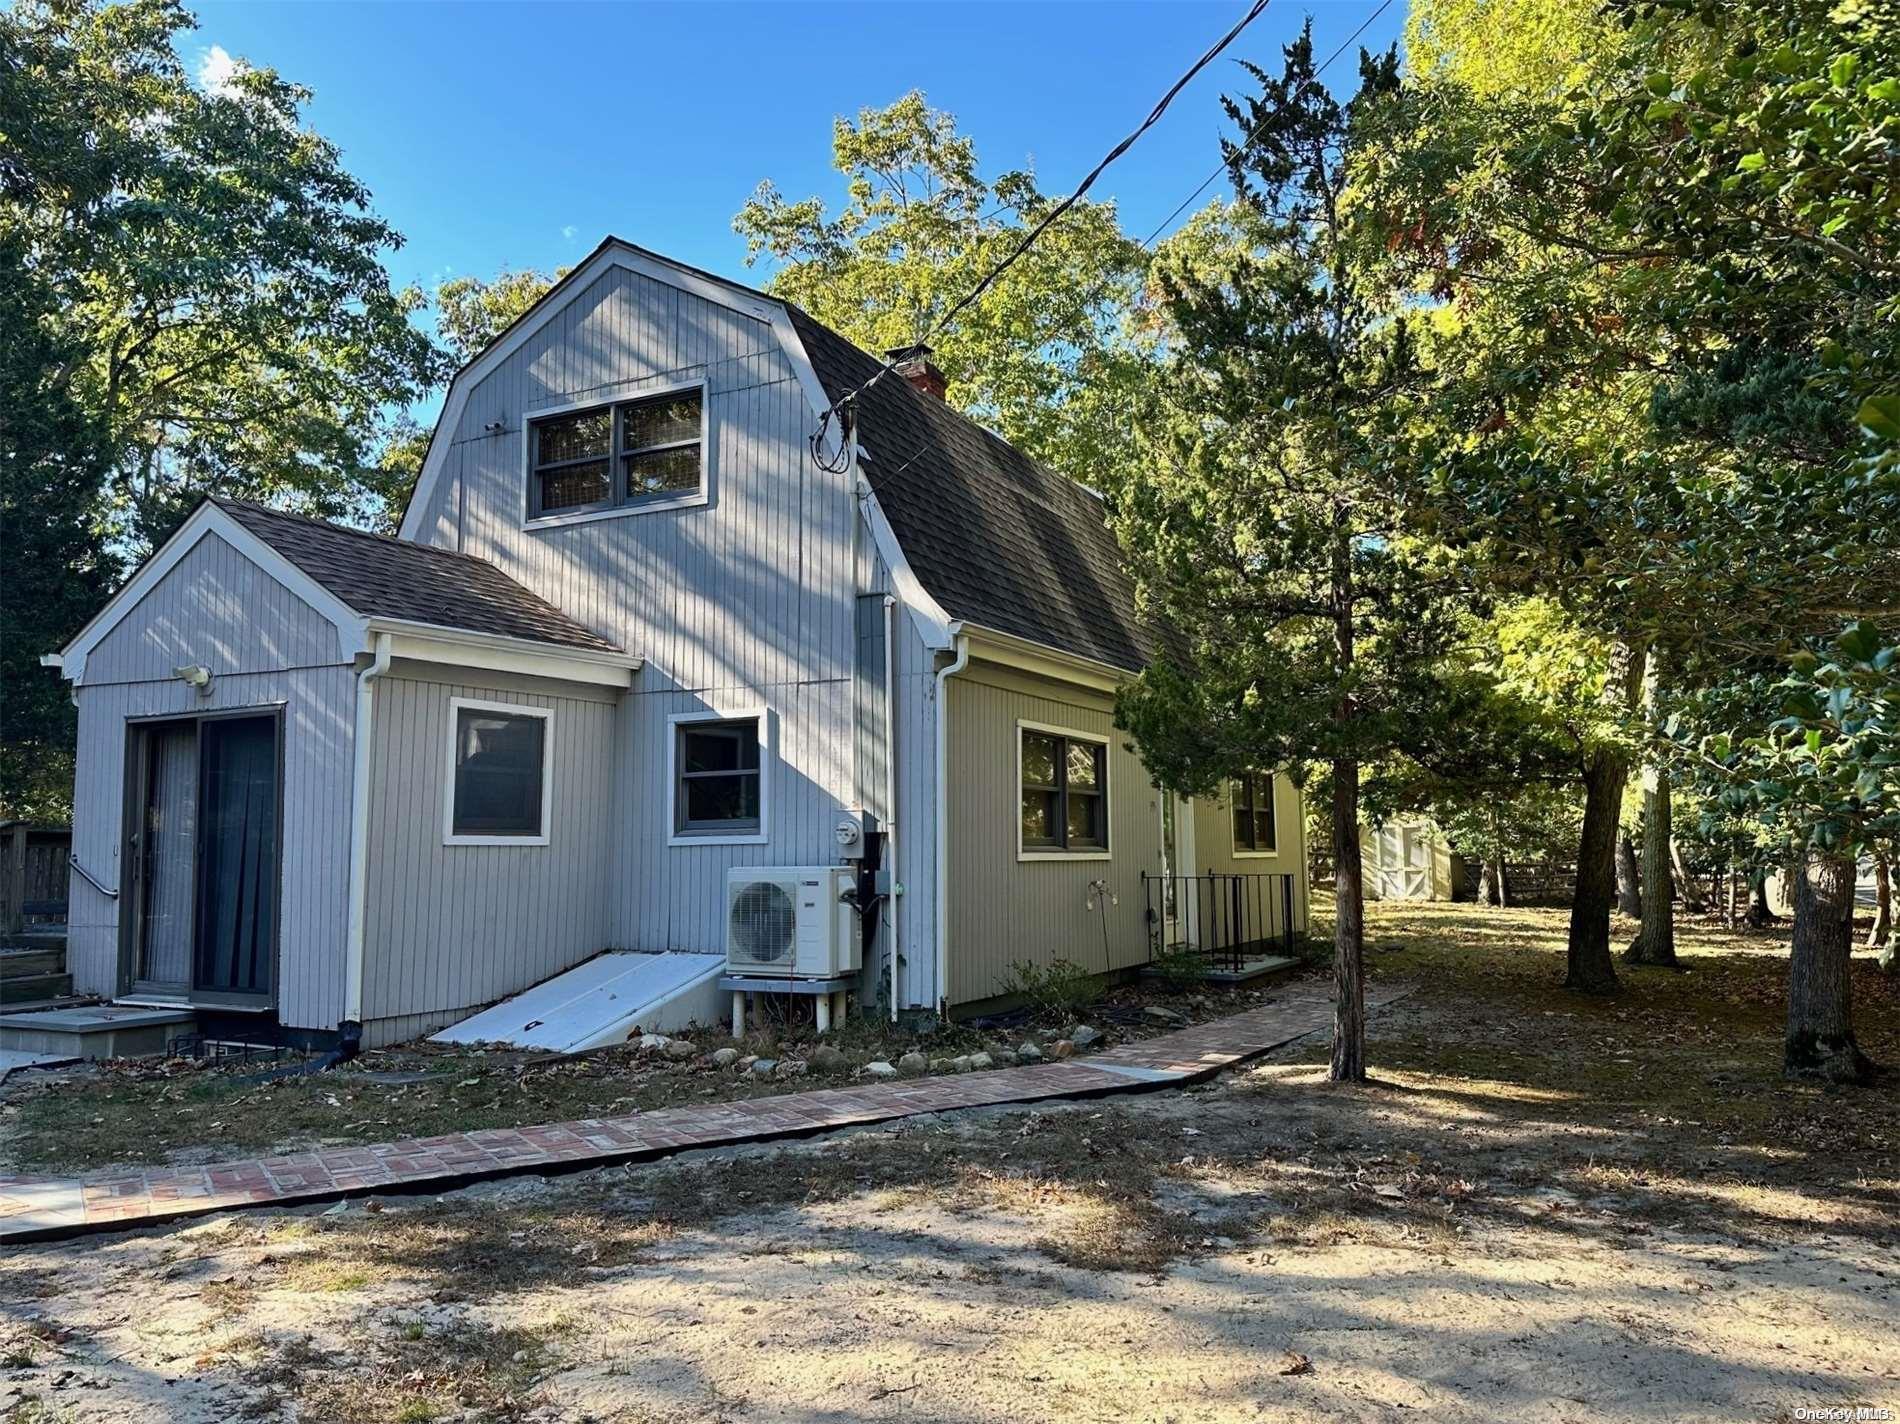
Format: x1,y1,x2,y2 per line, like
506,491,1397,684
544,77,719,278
364,617,641,690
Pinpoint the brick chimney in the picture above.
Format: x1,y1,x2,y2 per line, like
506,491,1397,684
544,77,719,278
886,343,948,401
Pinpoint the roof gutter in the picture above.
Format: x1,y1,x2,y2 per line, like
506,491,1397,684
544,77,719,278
932,629,970,1020
343,631,393,1030
362,618,642,689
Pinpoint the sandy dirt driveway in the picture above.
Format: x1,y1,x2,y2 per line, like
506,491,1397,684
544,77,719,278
5,905,1897,1423
3,1068,1893,1423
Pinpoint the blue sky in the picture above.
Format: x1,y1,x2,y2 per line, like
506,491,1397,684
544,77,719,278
190,1,1403,306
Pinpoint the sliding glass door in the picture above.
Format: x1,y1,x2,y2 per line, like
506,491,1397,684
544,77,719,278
124,710,281,1007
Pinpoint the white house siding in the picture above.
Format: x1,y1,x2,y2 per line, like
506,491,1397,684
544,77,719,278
358,666,618,1043
405,264,875,983
67,666,357,1029
82,532,342,683
943,662,1163,1007
848,552,946,1015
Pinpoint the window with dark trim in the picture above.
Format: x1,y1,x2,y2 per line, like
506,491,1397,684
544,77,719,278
1020,729,1108,852
674,718,762,836
451,706,547,838
1232,771,1277,853
529,387,703,518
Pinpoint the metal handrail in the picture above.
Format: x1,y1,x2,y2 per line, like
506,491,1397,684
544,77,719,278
68,852,118,900
1142,870,1295,971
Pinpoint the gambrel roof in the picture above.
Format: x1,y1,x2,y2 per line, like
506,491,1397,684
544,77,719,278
395,238,1160,678
788,310,1157,674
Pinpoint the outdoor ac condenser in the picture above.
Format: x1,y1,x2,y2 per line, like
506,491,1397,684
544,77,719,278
724,867,862,978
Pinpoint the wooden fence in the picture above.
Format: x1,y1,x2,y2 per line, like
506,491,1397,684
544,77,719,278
0,823,72,937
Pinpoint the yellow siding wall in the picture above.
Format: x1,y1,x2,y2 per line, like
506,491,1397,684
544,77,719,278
944,663,1162,1006
945,659,1312,1007
1191,775,1312,932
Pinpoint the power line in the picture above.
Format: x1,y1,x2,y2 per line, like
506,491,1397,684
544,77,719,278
844,1,1399,490
812,0,1273,471
1136,0,1398,250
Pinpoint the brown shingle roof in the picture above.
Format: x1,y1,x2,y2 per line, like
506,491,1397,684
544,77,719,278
214,500,621,654
787,309,1159,674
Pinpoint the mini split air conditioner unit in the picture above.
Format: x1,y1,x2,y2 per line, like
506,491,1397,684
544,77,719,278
725,867,862,978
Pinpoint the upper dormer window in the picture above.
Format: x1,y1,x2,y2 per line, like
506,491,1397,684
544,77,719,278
527,385,705,522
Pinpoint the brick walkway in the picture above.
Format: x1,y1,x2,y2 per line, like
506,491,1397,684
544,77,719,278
0,982,1408,1244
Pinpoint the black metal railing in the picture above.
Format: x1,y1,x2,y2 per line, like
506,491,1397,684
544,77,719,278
1141,871,1297,973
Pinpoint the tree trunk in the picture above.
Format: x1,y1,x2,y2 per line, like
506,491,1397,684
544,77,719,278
1867,855,1892,971
1328,520,1365,1084
1670,838,1708,913
1615,830,1642,917
1785,852,1875,1082
1331,757,1367,1083
1566,752,1627,993
1495,858,1511,908
1479,859,1499,906
1565,640,1643,993
1625,770,1680,966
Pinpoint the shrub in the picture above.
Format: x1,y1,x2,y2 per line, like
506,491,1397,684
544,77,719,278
999,958,1104,1018
1148,945,1210,993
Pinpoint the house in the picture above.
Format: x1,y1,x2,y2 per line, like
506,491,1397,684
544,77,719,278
41,238,1309,1050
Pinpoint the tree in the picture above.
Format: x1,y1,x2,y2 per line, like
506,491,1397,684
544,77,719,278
1,0,447,552
734,91,1147,480
1869,854,1893,969
1109,32,1464,1083
1678,621,1898,1080
1625,653,1682,966
0,233,111,819
1369,0,1900,1011
436,267,567,366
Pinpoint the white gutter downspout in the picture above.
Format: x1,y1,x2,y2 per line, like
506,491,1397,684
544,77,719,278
932,631,970,1020
343,631,393,1029
882,594,901,1022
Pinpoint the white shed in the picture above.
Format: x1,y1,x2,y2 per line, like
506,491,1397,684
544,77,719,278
1362,819,1460,901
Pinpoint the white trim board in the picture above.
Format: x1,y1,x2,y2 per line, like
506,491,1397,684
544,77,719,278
442,696,556,847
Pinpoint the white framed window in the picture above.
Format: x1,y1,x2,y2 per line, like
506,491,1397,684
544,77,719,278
443,697,554,846
1017,719,1111,862
523,379,708,528
1231,771,1278,857
667,708,770,846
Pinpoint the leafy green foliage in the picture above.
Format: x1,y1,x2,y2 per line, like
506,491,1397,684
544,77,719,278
1111,34,1469,801
1,0,449,552
0,233,110,818
733,91,1148,479
1679,623,1899,858
997,957,1104,1018
436,267,568,366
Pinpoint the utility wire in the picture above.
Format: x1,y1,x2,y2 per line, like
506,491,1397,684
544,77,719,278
845,0,1396,488
1136,0,1398,249
811,0,1272,471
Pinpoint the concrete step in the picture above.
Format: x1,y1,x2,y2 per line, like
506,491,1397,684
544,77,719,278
0,1005,196,1060
1,973,73,1006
